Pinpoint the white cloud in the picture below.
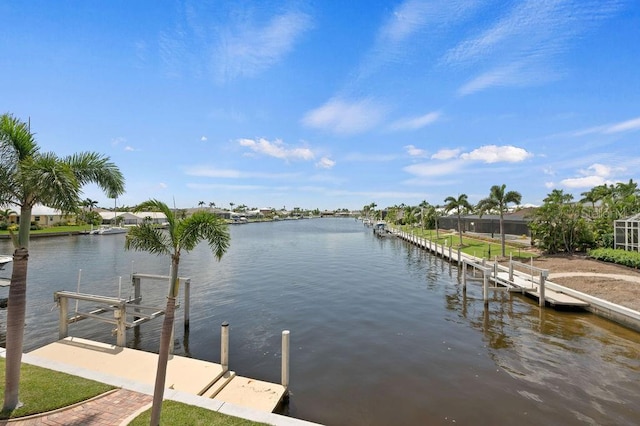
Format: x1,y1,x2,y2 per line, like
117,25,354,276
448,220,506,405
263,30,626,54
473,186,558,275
404,145,427,157
238,138,315,161
316,157,336,169
301,98,387,135
124,146,135,152
545,181,555,189
561,175,608,189
460,145,532,163
390,111,441,130
200,136,208,142
403,160,464,177
431,148,461,160
158,182,167,189
580,163,611,178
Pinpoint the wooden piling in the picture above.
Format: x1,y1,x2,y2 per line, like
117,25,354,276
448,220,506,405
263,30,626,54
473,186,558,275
281,330,290,388
221,322,229,371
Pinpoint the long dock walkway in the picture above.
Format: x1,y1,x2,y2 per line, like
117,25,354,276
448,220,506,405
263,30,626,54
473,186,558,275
392,229,640,330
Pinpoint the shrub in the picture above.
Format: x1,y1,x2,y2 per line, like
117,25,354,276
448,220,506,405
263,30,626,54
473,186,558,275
588,248,640,269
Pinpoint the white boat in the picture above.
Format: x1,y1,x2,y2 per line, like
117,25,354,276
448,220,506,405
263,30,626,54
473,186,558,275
0,255,12,270
95,225,128,235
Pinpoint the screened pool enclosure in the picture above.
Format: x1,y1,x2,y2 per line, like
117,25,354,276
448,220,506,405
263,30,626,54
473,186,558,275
614,213,640,252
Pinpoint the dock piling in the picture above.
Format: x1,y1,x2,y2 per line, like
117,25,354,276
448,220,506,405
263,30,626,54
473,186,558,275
221,322,229,371
282,330,290,388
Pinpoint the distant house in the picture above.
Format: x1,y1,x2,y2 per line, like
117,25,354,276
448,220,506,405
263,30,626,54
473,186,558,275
98,211,167,226
6,205,72,227
439,208,533,237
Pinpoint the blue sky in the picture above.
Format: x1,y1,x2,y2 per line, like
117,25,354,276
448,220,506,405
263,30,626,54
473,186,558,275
2,1,639,211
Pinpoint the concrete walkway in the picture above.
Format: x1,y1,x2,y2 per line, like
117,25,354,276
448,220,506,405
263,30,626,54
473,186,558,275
549,272,640,283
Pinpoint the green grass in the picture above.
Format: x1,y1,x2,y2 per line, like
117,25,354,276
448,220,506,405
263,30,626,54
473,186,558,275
129,400,269,426
0,356,114,419
397,227,537,260
0,225,94,236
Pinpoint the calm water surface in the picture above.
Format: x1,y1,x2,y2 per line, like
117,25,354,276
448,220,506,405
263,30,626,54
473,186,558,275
1,218,639,425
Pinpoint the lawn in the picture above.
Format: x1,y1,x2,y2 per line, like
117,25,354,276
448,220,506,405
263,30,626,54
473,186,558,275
397,226,537,260
0,225,94,236
129,400,269,426
0,356,114,419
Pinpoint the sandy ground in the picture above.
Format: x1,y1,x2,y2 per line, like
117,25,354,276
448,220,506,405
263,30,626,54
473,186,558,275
511,255,640,312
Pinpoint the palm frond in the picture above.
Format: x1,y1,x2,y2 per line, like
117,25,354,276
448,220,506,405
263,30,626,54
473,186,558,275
125,223,172,256
64,152,125,198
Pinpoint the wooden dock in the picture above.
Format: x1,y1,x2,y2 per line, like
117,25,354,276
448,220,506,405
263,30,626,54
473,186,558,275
392,229,589,309
28,337,288,412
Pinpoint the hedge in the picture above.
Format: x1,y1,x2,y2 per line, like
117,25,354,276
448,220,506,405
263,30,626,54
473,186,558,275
588,248,640,269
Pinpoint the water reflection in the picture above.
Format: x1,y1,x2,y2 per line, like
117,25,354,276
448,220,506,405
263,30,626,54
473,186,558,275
1,221,639,425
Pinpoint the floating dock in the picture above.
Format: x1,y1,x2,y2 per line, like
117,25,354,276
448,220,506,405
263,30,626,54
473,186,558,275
28,336,288,413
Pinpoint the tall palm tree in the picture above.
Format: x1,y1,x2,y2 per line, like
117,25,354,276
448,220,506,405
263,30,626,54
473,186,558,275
476,184,522,257
125,199,230,426
84,197,98,211
0,113,124,411
443,194,472,245
0,208,17,223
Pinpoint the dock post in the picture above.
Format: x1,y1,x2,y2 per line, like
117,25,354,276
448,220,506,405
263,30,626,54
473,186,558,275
132,275,142,322
457,248,461,266
462,260,467,291
115,305,127,347
483,270,489,306
448,244,452,260
509,259,514,281
58,295,68,340
184,278,191,329
539,271,547,308
282,330,290,388
221,322,229,371
494,257,498,281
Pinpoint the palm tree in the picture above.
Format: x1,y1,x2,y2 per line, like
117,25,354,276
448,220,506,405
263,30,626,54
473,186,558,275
125,199,230,426
0,208,17,223
208,201,215,210
0,113,124,411
476,184,522,257
198,200,205,209
443,194,472,245
84,197,98,211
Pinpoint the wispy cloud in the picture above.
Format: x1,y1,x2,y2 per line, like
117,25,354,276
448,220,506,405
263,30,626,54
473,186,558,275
185,166,299,180
571,115,640,136
316,157,336,169
404,145,427,157
160,5,312,83
431,148,460,160
446,0,625,95
389,111,441,131
237,138,315,161
301,98,387,135
214,10,313,82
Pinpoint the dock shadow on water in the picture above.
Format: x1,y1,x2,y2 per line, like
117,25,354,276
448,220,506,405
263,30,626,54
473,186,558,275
1,218,639,425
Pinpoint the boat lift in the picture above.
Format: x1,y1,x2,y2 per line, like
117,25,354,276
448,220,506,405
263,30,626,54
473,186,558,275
54,272,191,346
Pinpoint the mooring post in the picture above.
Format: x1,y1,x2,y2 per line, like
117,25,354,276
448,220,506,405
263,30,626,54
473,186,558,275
494,257,498,281
462,260,467,291
509,259,514,281
457,248,461,266
282,330,290,388
483,270,489,306
132,275,142,322
448,244,452,260
115,306,126,347
58,295,68,340
221,322,229,371
539,271,547,308
184,278,191,329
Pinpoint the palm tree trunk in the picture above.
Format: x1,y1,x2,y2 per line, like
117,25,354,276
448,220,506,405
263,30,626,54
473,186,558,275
2,248,29,412
499,214,506,257
457,213,463,245
149,295,176,426
149,258,180,426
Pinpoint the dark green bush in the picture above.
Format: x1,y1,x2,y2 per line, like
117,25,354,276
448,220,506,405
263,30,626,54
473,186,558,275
588,248,640,268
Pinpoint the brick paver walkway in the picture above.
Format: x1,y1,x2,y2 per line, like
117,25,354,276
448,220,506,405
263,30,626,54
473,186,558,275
2,389,152,425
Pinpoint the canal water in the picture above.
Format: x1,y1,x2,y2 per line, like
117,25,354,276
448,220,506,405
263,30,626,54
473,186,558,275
1,218,639,425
